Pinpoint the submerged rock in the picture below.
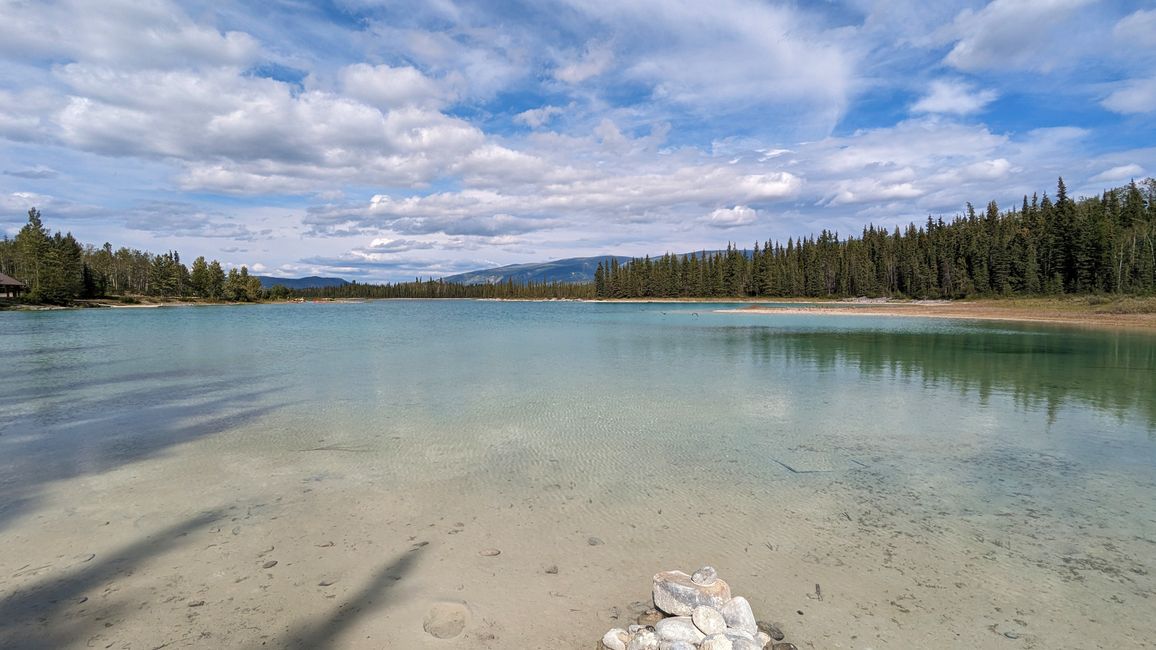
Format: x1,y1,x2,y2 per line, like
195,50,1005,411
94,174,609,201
652,570,732,616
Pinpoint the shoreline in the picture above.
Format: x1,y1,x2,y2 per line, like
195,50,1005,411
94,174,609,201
714,298,1156,331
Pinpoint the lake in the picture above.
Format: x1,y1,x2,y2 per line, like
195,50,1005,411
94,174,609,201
1,301,1154,648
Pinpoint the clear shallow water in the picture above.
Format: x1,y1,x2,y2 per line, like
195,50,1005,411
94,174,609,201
1,301,1155,648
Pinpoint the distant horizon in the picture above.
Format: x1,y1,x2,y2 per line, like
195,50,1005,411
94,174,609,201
2,1,1154,282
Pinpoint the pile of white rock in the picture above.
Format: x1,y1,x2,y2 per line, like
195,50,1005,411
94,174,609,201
600,566,795,650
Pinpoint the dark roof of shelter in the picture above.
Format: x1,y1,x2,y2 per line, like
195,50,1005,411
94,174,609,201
0,272,26,286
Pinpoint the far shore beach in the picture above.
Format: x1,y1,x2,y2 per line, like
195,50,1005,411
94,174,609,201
710,297,1156,331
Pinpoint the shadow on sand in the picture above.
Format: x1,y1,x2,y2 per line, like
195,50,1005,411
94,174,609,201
0,510,224,650
278,549,422,649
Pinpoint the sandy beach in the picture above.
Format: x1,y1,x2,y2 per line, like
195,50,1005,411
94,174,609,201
714,298,1156,331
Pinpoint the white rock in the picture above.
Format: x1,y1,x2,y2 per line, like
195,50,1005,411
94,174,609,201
627,629,660,650
692,605,727,635
659,642,697,650
757,630,772,648
654,616,706,644
652,570,732,616
602,628,629,650
725,628,755,641
691,565,719,586
731,638,761,650
701,634,735,650
720,596,758,637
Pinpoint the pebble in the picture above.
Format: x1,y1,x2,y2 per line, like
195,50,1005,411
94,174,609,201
701,635,734,650
756,621,785,641
692,605,727,635
479,548,501,557
654,616,705,644
637,609,664,626
652,570,732,616
262,560,277,569
318,578,338,587
602,566,802,650
545,565,559,574
187,600,205,607
691,566,718,586
720,596,758,637
588,537,605,546
1004,631,1021,639
602,628,629,650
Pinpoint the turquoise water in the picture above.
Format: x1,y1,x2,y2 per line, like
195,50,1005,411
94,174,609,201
1,301,1155,648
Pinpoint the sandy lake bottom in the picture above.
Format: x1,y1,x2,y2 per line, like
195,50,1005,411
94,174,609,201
2,301,1155,649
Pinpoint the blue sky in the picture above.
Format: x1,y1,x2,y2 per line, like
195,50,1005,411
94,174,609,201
1,0,1154,281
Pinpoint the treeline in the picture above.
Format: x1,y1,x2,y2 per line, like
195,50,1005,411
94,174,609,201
596,178,1156,299
0,208,267,303
294,278,594,300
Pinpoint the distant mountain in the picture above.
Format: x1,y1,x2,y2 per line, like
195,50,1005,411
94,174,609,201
441,251,750,285
255,275,349,290
441,256,634,285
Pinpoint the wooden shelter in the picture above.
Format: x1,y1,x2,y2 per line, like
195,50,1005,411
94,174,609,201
0,272,27,298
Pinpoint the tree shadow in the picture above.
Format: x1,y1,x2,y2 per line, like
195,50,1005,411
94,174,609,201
278,549,422,649
0,509,224,649
0,376,288,533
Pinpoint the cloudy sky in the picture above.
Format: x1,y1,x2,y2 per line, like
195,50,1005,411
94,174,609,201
1,0,1154,280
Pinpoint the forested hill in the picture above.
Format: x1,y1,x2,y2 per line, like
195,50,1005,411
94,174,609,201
594,178,1156,299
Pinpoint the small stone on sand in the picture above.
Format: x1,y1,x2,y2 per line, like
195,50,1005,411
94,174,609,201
479,548,501,557
423,601,470,639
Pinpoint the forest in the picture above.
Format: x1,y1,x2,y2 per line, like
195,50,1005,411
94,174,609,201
2,177,1153,305
595,178,1156,299
0,208,265,304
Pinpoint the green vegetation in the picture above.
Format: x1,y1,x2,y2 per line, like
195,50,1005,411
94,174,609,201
0,208,266,304
3,177,1153,306
595,178,1156,299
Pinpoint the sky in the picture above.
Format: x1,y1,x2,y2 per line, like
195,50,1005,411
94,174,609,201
1,0,1154,281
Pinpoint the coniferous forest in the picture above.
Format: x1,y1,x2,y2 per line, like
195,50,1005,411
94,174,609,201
2,177,1154,305
594,178,1156,299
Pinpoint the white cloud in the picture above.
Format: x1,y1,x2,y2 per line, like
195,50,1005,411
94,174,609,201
554,43,614,84
1102,77,1156,114
339,63,449,109
1090,164,1145,184
942,0,1094,72
514,105,564,128
0,0,260,69
707,205,758,228
1113,9,1156,50
912,80,998,115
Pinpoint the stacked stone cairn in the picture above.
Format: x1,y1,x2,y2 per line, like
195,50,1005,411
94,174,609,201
600,566,796,650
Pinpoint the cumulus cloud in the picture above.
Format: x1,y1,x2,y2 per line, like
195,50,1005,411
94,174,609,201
706,205,758,228
912,80,998,115
339,63,449,109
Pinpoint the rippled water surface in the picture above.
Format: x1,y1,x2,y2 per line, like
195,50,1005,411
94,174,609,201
1,301,1154,648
